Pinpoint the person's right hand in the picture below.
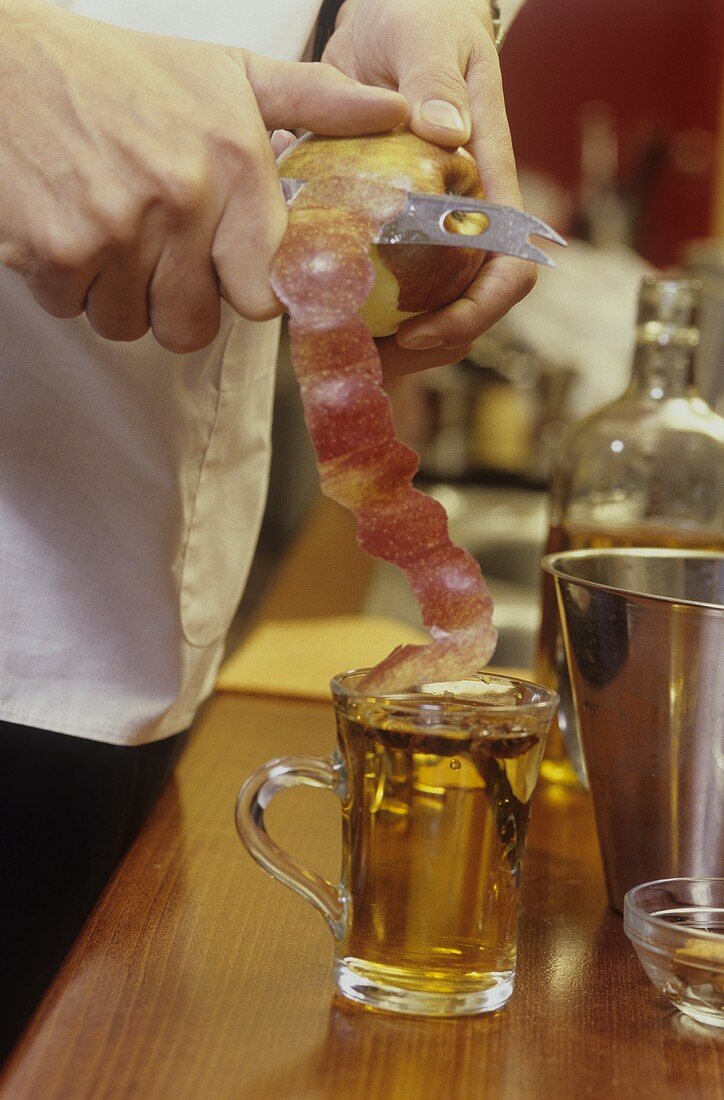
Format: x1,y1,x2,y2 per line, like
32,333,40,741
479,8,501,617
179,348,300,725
0,0,406,351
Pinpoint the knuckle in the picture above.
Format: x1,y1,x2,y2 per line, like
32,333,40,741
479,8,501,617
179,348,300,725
91,197,141,249
154,327,218,354
152,312,221,354
470,28,499,65
30,288,84,320
214,133,268,183
478,259,537,311
237,296,282,323
409,60,467,101
306,60,343,85
156,160,210,218
90,316,150,343
515,262,538,300
122,320,152,342
36,228,99,273
212,241,284,323
0,242,32,276
228,278,283,322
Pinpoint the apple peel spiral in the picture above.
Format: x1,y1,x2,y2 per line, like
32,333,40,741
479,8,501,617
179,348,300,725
271,160,497,694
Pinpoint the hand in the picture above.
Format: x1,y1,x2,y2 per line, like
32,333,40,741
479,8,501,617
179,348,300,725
323,0,537,373
0,0,406,351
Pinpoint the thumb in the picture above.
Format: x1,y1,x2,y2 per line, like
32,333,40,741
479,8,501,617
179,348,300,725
270,129,297,158
397,56,472,148
241,53,408,135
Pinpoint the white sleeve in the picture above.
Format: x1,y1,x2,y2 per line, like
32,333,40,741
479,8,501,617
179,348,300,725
498,0,528,33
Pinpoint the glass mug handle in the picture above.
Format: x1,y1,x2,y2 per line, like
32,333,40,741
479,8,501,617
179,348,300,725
235,753,348,940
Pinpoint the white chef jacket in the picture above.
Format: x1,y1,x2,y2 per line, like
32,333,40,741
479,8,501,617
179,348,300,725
0,0,322,747
0,0,524,747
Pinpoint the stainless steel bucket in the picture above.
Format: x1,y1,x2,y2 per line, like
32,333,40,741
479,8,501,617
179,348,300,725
542,549,724,911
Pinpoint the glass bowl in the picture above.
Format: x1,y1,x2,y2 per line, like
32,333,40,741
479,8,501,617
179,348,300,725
624,878,724,1028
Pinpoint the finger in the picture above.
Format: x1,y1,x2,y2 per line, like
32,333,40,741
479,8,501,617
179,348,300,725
395,41,534,349
377,337,473,377
212,124,288,322
371,11,476,147
21,247,97,320
84,250,154,343
465,44,523,209
241,54,407,135
270,129,297,158
26,273,90,321
83,211,168,341
400,56,472,148
395,254,536,349
149,209,223,353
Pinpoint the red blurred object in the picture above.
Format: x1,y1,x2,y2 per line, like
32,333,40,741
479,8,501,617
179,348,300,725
502,0,723,267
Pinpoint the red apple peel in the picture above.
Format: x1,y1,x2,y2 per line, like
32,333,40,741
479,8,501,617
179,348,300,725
271,176,497,693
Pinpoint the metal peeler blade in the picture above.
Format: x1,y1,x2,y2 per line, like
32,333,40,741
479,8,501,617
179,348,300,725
280,178,307,204
279,178,566,267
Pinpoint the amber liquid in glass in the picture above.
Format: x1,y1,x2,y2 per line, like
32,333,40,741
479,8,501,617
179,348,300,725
536,521,724,785
334,699,546,1009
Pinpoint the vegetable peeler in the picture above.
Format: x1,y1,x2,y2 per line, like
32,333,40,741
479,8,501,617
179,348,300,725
280,177,566,267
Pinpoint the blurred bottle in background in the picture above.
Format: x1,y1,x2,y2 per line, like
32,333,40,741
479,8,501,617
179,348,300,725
683,238,724,415
535,275,724,785
569,101,633,250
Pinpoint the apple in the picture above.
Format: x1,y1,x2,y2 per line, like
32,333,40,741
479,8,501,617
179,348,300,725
271,127,498,693
277,127,487,337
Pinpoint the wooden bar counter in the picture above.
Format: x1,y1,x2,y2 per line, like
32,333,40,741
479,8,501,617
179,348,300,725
1,501,722,1099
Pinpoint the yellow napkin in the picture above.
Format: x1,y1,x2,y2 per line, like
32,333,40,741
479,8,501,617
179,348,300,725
216,615,428,700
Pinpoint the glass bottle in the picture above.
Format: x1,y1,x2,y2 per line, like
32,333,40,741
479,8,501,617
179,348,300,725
535,275,724,786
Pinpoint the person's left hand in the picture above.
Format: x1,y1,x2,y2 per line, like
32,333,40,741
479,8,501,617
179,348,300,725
321,0,537,374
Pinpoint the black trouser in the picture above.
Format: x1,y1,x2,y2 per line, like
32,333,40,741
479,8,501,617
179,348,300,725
0,720,187,1061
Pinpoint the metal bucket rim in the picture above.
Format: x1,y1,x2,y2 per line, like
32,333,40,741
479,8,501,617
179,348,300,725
541,548,724,611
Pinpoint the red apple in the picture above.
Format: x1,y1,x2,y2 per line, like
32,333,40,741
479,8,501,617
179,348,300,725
271,128,497,693
277,127,487,336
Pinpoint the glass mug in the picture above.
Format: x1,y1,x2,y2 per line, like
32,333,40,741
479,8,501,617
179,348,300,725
236,670,557,1017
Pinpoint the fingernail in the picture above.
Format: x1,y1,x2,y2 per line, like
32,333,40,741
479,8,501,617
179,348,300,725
271,129,295,149
420,99,466,133
398,334,444,350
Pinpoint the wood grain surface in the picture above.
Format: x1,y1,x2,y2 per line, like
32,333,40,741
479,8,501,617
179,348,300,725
1,689,722,1100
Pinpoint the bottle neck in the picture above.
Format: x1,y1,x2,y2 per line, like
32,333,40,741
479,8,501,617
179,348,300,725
628,327,697,398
